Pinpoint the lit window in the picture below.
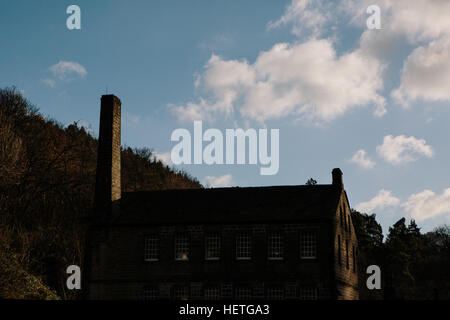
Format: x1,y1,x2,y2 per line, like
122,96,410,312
142,286,158,300
268,232,284,260
175,233,190,261
266,287,284,300
173,286,190,300
299,231,317,259
235,286,252,300
236,233,252,260
205,233,221,260
299,287,318,300
204,286,221,300
144,235,159,261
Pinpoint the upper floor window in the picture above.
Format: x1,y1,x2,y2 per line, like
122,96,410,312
347,215,351,234
352,245,356,272
268,232,284,260
142,286,158,300
205,233,221,260
236,233,252,260
175,233,190,261
266,286,284,300
299,287,318,300
299,230,317,259
346,240,349,269
204,286,221,300
338,235,342,265
235,286,252,300
173,285,189,300
144,235,159,261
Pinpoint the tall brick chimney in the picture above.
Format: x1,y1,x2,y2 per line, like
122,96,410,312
332,168,343,188
94,95,121,215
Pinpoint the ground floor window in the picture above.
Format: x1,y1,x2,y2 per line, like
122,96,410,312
299,287,318,300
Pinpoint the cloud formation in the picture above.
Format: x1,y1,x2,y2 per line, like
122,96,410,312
376,135,433,165
171,40,385,123
153,151,173,167
392,37,450,107
203,174,233,188
402,188,450,222
350,149,375,169
50,61,87,80
356,189,400,213
358,188,450,222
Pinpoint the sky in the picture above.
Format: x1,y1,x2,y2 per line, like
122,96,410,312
1,0,450,233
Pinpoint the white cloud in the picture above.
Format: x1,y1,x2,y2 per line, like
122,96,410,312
344,0,450,43
350,149,375,169
376,135,433,165
267,0,332,38
153,151,173,167
42,78,55,88
203,174,233,188
49,61,87,80
356,189,400,213
75,120,94,136
171,39,385,123
392,36,450,107
357,188,450,222
401,188,450,222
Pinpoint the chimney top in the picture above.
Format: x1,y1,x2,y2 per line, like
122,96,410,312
332,168,343,188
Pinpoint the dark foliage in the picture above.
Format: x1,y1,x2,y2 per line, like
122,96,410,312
352,209,449,300
0,87,201,299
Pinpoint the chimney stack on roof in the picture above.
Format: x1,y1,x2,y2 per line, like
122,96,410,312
332,168,343,188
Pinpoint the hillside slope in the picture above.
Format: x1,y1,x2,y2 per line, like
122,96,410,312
0,87,202,299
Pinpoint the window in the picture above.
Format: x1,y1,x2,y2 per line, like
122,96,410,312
144,235,159,261
268,232,284,260
204,286,220,300
299,231,317,259
173,286,190,300
235,286,252,300
299,287,318,300
340,208,344,227
338,235,342,265
352,245,356,272
205,233,221,260
266,287,284,300
346,240,349,269
347,215,351,234
142,286,158,300
175,233,190,261
236,233,252,260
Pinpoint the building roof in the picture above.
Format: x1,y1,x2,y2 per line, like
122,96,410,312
113,184,344,225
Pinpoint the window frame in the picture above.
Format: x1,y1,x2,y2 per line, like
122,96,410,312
267,232,284,260
205,233,221,261
235,233,252,261
299,230,318,260
144,234,160,262
174,233,190,261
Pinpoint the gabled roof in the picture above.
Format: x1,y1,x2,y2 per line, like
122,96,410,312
113,184,344,225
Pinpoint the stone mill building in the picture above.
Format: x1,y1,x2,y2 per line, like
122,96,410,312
84,94,359,300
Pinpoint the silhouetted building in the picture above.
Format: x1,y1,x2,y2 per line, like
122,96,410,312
85,95,359,300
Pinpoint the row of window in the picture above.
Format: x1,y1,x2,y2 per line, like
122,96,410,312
144,231,317,262
143,285,318,301
340,207,352,234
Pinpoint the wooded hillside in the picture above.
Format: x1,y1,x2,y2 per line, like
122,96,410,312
0,87,201,299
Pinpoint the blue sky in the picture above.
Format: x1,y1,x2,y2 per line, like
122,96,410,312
1,0,450,233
